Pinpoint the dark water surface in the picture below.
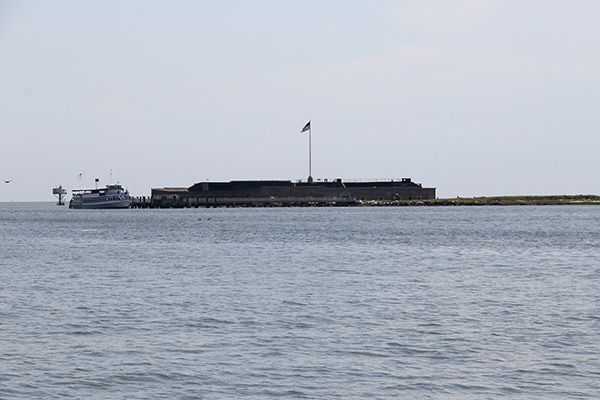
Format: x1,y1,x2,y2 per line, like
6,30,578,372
1,203,599,399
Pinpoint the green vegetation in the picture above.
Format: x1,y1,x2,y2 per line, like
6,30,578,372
382,195,600,206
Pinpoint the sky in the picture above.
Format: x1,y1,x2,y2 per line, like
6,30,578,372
1,0,600,201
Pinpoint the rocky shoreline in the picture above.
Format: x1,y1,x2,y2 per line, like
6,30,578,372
131,195,600,208
358,195,600,207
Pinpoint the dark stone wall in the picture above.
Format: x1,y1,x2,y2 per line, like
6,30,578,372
152,184,436,206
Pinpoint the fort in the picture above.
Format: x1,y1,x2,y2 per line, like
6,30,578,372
136,177,436,208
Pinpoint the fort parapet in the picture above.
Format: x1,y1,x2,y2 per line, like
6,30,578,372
143,178,436,208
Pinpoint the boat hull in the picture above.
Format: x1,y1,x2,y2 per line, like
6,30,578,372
69,199,131,209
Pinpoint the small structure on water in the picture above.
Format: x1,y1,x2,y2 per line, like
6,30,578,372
52,185,67,206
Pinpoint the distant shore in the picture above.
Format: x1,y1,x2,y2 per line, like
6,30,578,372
360,195,600,207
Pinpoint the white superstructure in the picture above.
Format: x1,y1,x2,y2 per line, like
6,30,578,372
70,183,131,209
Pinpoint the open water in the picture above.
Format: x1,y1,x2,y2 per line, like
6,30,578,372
1,202,599,399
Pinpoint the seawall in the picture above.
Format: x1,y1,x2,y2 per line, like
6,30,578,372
130,195,600,208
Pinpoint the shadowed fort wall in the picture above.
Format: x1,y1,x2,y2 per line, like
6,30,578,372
148,181,436,208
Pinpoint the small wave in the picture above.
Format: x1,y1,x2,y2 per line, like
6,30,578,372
343,349,390,358
70,330,102,335
281,300,307,306
198,317,234,325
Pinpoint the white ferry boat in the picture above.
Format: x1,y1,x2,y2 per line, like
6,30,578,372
70,180,132,209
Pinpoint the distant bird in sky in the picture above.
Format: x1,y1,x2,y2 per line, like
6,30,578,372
4,180,12,183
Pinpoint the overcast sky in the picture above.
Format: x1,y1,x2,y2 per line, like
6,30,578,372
1,0,600,201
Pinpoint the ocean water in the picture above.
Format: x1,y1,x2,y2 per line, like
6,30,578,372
1,202,599,399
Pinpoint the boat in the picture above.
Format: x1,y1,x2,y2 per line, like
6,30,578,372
69,179,131,209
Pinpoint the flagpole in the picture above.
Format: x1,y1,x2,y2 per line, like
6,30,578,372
308,122,312,181
301,120,313,183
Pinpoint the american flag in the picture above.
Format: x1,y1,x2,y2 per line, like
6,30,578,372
301,121,311,132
